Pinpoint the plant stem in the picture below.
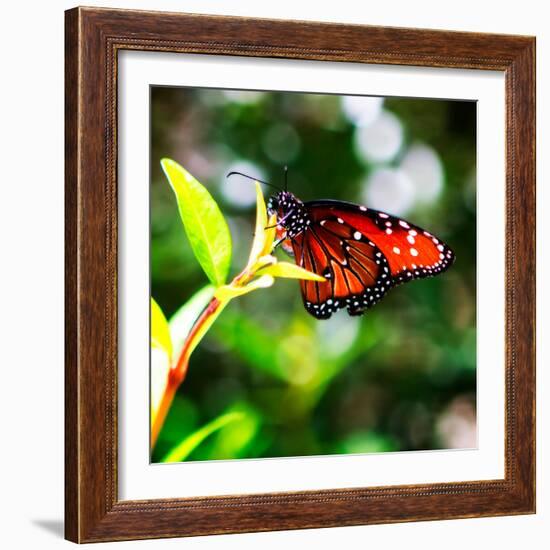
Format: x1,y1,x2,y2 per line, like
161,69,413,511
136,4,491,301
173,297,223,383
151,296,226,449
151,377,177,449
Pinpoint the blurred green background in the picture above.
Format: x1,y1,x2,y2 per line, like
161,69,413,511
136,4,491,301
150,87,477,463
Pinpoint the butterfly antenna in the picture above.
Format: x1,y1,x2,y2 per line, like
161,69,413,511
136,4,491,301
226,171,282,192
284,165,288,191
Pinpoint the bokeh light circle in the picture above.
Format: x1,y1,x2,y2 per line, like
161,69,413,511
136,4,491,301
341,95,384,127
221,161,266,208
353,110,404,163
400,143,444,204
362,167,415,216
262,122,301,164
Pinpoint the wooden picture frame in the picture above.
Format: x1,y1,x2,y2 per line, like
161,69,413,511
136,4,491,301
65,6,536,543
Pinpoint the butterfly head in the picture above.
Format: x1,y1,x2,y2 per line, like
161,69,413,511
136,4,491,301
267,191,310,238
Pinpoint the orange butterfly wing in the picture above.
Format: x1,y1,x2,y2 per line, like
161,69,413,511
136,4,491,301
288,201,454,319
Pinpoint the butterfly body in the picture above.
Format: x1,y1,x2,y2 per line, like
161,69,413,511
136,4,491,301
267,191,455,320
267,191,311,238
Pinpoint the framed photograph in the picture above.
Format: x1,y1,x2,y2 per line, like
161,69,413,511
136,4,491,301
65,7,535,543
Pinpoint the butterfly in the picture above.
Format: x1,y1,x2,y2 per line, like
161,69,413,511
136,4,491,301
229,171,455,320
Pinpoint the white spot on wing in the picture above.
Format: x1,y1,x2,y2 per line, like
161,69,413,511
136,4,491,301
393,247,400,255
410,248,419,257
353,231,362,240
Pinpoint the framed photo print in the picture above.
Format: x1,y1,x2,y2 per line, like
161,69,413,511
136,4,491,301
65,7,535,543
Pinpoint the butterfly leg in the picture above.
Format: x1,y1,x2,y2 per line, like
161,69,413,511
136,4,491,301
265,209,295,230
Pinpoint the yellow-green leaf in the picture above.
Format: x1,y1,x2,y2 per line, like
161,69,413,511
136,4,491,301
247,182,277,265
151,347,171,430
259,261,326,282
161,158,232,286
151,298,173,360
162,411,245,463
215,275,275,301
206,403,261,459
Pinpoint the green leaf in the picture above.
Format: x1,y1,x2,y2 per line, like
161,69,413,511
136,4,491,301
205,403,261,460
337,431,399,454
169,285,216,359
161,158,232,286
161,411,245,463
151,298,173,360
